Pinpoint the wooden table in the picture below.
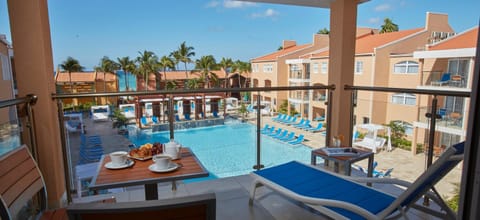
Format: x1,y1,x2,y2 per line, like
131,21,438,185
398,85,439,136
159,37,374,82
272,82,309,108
90,148,208,200
311,147,374,179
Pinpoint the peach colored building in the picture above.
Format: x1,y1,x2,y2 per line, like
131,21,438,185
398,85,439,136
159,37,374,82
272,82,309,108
0,35,15,125
250,34,329,112
55,71,118,105
414,27,478,150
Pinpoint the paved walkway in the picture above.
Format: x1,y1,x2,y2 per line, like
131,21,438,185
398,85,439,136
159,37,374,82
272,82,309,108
70,112,462,199
245,113,462,199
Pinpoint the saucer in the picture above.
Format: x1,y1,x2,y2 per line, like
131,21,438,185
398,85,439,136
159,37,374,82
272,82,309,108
148,162,179,173
105,160,134,169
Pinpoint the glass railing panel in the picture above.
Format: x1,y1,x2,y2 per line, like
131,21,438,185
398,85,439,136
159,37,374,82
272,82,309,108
352,89,465,206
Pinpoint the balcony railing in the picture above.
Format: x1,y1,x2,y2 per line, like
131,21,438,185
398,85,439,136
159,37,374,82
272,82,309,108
421,71,469,89
43,84,470,212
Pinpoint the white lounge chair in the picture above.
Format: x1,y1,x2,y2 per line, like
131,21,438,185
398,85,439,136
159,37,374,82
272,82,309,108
353,137,386,153
249,142,464,219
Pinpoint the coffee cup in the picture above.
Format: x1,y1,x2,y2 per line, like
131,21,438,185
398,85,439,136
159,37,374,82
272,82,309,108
152,155,172,170
110,151,128,166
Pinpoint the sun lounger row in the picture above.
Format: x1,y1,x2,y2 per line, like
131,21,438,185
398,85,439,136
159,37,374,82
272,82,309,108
260,124,305,145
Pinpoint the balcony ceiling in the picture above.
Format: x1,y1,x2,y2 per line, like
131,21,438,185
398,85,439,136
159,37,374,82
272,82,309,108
236,0,369,8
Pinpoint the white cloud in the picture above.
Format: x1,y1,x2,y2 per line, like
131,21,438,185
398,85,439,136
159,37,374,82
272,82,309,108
223,0,256,8
374,4,392,12
368,17,380,24
250,8,279,19
205,1,220,8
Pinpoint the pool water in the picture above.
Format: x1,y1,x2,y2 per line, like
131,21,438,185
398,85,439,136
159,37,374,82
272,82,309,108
128,123,313,179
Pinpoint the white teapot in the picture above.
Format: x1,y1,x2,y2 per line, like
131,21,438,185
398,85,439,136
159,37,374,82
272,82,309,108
164,140,182,160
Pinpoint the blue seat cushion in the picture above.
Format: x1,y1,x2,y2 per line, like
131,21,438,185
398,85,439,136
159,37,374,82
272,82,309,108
254,161,396,219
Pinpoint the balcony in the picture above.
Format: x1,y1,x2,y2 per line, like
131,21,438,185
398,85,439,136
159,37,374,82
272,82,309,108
288,70,310,83
2,85,470,219
415,106,466,135
419,71,470,90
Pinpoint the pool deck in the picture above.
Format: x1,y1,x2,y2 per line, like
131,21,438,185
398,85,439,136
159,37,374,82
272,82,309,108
69,112,461,203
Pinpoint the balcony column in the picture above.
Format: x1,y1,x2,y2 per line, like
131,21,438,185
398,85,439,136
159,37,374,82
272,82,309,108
8,0,66,207
327,0,357,146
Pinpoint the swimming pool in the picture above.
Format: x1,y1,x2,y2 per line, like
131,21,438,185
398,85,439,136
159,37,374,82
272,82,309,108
128,123,313,178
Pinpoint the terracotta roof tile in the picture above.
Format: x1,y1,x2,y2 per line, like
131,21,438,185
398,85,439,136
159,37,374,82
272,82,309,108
252,44,311,62
308,28,424,58
55,72,96,83
95,72,117,82
429,27,478,50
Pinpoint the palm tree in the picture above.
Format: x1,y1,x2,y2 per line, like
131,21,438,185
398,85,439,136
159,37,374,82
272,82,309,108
232,60,251,88
96,56,119,92
219,57,233,89
317,28,330,34
158,56,176,90
185,78,202,89
380,18,399,33
165,80,177,90
169,50,181,70
136,50,159,91
116,56,136,91
177,41,195,79
195,55,218,88
60,56,84,93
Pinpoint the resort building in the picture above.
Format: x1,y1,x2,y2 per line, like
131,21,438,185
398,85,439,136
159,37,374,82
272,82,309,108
270,12,459,152
250,34,330,112
2,1,480,219
413,27,479,152
0,35,15,126
55,71,119,106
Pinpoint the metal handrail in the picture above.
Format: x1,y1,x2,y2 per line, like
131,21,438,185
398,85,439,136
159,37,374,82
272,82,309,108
51,85,334,99
0,94,38,159
52,85,335,201
345,85,471,97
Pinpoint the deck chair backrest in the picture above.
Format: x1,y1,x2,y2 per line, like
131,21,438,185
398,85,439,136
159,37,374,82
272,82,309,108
67,193,216,220
382,142,464,216
0,145,47,219
441,73,451,81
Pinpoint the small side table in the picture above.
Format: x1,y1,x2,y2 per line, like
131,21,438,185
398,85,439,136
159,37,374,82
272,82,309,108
311,147,374,179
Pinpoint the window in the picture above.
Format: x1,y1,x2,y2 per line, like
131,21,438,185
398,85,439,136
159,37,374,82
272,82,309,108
391,93,416,105
355,61,363,74
263,64,273,73
363,117,370,124
252,64,258,73
394,61,418,74
253,79,258,87
320,62,328,74
1,54,12,80
312,63,319,74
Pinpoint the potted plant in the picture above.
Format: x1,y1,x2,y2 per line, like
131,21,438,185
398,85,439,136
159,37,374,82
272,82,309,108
238,103,248,122
112,109,129,135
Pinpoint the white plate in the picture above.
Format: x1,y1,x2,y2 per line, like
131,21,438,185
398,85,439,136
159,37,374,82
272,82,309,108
128,155,153,161
104,160,134,169
148,163,179,173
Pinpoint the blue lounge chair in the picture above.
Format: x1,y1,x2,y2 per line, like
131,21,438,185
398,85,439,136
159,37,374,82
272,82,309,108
261,126,275,135
152,115,159,124
313,116,325,121
273,130,288,139
175,115,181,122
278,132,295,142
374,168,394,178
184,113,192,121
294,120,310,129
249,142,464,219
268,128,283,137
304,123,324,132
282,117,297,125
260,124,270,133
431,72,451,86
272,114,284,122
279,115,292,124
288,134,304,145
290,118,305,127
140,116,149,126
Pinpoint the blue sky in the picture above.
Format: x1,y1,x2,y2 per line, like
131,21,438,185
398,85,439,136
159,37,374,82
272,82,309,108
0,0,479,70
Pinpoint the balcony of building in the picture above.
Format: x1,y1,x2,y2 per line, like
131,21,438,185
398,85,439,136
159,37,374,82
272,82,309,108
2,84,471,219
